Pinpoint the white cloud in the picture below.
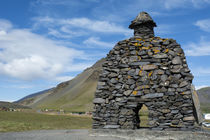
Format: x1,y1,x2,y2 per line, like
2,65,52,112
33,16,131,37
161,0,210,9
162,0,187,9
0,19,12,31
192,67,210,76
83,37,114,48
185,39,210,56
55,76,74,82
195,85,209,90
195,19,210,32
61,18,130,34
0,19,89,81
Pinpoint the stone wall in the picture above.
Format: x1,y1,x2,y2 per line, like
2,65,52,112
92,12,200,130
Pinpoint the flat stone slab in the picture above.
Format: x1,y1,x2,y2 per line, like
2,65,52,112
0,129,210,140
191,85,204,124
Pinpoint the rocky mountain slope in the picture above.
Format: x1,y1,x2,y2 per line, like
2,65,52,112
0,101,30,109
197,87,210,112
17,58,105,112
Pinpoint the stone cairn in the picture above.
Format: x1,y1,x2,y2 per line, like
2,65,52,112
92,12,201,130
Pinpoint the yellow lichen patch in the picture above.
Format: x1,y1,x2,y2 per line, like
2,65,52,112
138,70,143,76
127,75,131,79
148,71,153,77
181,92,185,95
142,85,150,89
170,124,178,127
134,42,138,46
135,86,140,90
138,56,141,60
164,49,169,53
136,38,142,41
153,49,160,54
128,42,132,45
116,78,119,80
132,91,138,95
142,46,150,50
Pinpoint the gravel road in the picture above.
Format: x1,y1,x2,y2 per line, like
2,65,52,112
0,129,210,140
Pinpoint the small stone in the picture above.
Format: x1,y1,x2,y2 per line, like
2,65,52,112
115,84,122,89
116,97,123,102
159,116,166,120
142,64,158,70
121,57,128,63
138,51,147,55
119,64,129,68
129,56,138,62
110,78,118,84
135,69,140,75
171,110,179,114
128,69,136,76
97,82,106,86
183,116,195,121
153,53,168,59
130,50,137,55
160,109,171,113
141,93,164,99
179,81,188,87
171,120,179,125
127,79,135,85
108,73,118,77
130,62,150,66
160,74,168,82
162,39,170,45
172,56,182,65
93,98,105,104
155,69,164,74
123,90,132,96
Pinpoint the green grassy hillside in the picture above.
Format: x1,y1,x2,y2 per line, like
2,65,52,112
17,58,105,112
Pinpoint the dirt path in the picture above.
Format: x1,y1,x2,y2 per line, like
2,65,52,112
0,129,210,140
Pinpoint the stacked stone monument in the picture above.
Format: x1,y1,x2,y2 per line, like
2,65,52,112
92,12,201,130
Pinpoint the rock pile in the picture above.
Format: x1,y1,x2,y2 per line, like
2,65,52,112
92,12,201,130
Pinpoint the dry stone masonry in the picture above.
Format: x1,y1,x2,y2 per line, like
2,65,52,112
92,12,201,130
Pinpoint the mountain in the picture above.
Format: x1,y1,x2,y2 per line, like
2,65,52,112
197,87,210,113
0,101,30,109
17,58,105,112
15,88,53,104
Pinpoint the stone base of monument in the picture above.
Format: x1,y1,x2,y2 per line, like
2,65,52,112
90,129,210,140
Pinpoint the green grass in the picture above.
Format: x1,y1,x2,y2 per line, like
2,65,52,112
0,111,92,132
201,103,210,113
139,105,149,127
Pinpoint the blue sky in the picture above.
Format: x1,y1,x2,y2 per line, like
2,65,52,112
0,0,210,101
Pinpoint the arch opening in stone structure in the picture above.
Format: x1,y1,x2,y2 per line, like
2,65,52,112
138,104,149,128
92,11,203,130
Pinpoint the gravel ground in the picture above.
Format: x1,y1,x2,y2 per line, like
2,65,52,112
0,129,210,140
